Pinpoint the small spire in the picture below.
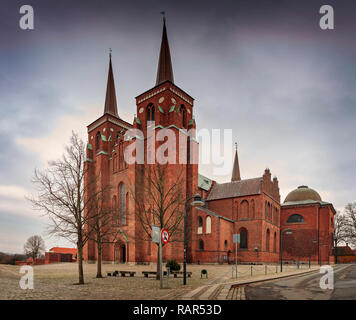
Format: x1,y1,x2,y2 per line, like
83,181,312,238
156,14,174,85
231,143,241,182
104,51,118,117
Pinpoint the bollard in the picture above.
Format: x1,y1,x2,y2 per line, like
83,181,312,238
265,265,267,275
251,266,253,277
166,267,170,288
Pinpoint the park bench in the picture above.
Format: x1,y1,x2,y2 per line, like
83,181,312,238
171,271,192,278
142,271,157,278
120,271,136,277
107,270,119,277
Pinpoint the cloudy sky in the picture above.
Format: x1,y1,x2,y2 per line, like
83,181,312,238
1,0,355,252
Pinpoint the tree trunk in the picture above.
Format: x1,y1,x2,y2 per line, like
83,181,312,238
77,244,84,284
96,241,102,278
156,245,160,280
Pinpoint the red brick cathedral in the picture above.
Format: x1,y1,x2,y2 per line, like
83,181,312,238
83,19,335,265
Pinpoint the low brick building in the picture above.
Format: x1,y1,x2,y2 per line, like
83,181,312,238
45,247,77,264
334,244,356,264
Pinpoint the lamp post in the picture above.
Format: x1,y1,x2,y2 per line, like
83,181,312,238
280,228,292,272
183,193,204,285
311,239,317,268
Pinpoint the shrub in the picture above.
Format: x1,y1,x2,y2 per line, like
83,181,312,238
166,259,181,271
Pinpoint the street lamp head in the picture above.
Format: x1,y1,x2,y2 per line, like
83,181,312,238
191,194,205,207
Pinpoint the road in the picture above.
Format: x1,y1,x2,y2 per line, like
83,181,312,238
244,264,356,300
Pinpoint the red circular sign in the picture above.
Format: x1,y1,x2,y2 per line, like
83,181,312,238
161,229,169,244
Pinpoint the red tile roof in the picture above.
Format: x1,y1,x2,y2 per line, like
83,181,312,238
207,177,262,201
49,247,77,255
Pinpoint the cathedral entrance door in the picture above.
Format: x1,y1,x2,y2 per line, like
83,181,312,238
121,245,126,263
114,249,121,264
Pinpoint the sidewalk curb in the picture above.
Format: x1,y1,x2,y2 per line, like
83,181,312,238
230,268,320,289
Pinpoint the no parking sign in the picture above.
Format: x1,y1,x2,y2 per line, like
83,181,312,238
161,229,169,244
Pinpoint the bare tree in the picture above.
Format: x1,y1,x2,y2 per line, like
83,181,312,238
130,164,186,279
28,132,104,285
343,203,356,247
86,185,120,278
333,211,348,263
23,235,45,261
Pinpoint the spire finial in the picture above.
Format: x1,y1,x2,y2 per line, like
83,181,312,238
109,48,112,59
235,142,238,151
160,11,166,22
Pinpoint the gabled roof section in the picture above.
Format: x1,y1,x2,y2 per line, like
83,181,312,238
207,177,262,201
196,206,234,223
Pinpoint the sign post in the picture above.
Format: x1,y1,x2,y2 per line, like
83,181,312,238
159,235,163,289
152,225,163,289
159,229,169,289
233,234,240,279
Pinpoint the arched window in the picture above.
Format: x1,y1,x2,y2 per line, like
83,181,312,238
199,239,204,251
206,216,211,234
287,214,304,223
112,196,118,225
273,232,277,252
181,105,186,128
198,217,203,234
151,106,155,121
120,183,126,225
268,203,271,220
224,240,228,250
266,229,270,252
147,108,151,122
240,200,249,220
119,142,124,170
96,132,101,151
147,103,155,123
265,201,268,219
240,227,248,249
113,153,118,172
126,192,129,214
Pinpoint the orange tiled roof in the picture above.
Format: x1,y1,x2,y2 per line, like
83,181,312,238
49,247,77,255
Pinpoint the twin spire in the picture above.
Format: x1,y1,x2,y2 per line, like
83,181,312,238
155,16,174,85
103,16,174,116
104,51,118,117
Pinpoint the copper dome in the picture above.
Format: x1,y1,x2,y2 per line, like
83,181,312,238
284,185,322,203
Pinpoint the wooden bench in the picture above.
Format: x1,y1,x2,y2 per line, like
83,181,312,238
107,270,121,277
120,271,136,277
142,271,157,278
171,271,192,278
